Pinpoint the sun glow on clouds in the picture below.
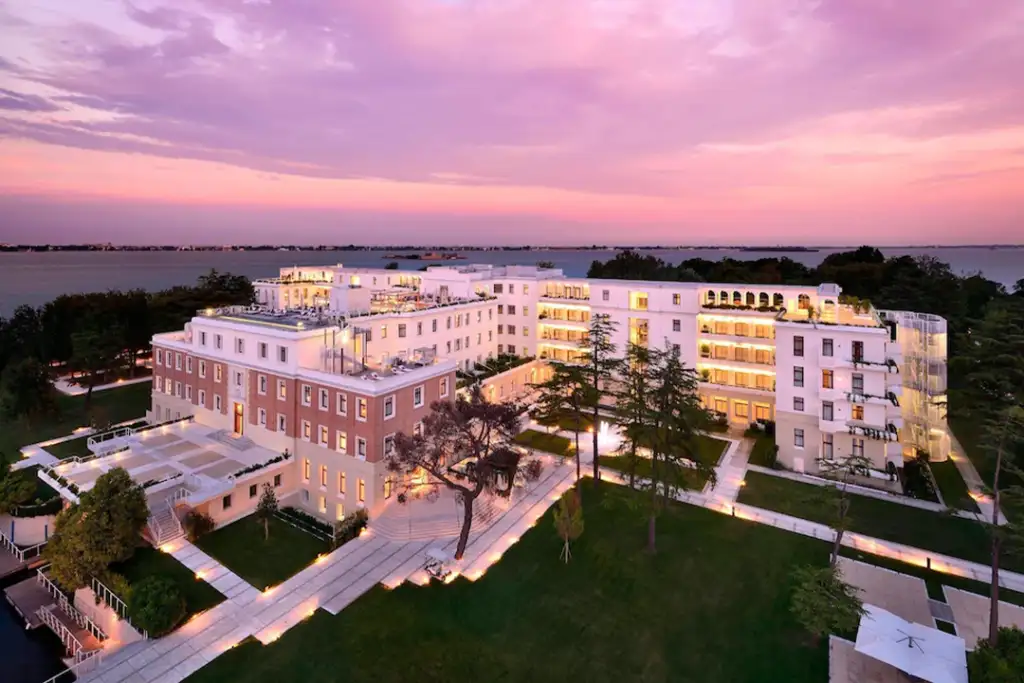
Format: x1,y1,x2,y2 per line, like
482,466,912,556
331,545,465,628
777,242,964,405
0,0,1023,243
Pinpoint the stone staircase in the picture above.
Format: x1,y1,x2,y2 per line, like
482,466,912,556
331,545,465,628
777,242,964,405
145,503,184,546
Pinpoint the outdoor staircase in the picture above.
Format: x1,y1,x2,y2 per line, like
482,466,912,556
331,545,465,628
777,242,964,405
370,495,505,541
145,503,184,546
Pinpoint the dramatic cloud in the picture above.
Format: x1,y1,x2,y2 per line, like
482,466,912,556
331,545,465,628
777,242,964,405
0,0,1022,243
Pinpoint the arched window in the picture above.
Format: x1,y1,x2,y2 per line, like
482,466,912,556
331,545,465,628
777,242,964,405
745,292,755,307
798,294,811,310
720,290,729,304
707,290,717,305
773,293,784,308
759,293,770,307
733,291,742,306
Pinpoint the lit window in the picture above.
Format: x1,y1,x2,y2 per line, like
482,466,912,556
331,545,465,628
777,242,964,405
339,472,347,495
302,420,311,441
357,397,367,421
336,503,345,520
822,370,834,389
278,380,287,400
336,431,348,453
214,364,223,383
302,384,312,406
357,479,365,504
319,425,329,445
440,377,449,398
320,465,328,488
186,357,192,374
303,458,311,481
319,496,327,514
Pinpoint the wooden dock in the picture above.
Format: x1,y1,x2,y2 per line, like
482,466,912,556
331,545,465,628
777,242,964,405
4,575,52,628
0,548,25,579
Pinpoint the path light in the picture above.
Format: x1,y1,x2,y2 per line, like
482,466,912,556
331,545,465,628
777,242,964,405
314,554,327,565
195,570,206,580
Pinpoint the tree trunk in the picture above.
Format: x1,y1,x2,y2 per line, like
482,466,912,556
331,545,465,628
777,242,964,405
574,429,581,481
454,494,475,560
628,445,637,490
647,514,657,554
591,403,600,486
263,517,269,541
85,377,95,408
831,528,844,568
647,451,659,553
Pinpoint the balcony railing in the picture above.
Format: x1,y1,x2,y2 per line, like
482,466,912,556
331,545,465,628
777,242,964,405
699,325,775,340
850,356,900,373
845,391,900,407
540,292,590,302
846,419,900,442
699,378,776,393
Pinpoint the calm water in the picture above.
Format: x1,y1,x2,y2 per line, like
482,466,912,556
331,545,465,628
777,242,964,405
0,247,1021,316
0,571,68,683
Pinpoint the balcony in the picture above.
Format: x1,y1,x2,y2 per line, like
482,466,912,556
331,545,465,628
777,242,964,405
845,391,900,407
538,317,589,331
846,419,900,442
699,325,775,342
699,354,775,370
698,379,775,396
849,356,900,373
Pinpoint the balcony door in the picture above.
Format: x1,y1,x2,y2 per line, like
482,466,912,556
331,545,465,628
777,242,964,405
233,402,244,436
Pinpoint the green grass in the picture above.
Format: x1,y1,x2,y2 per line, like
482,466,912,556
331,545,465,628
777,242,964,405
747,436,778,468
737,471,1021,572
195,516,329,590
1,383,152,466
514,429,575,456
930,458,981,513
112,544,225,620
186,483,830,683
597,455,710,490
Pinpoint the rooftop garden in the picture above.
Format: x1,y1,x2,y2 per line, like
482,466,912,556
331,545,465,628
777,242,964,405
457,354,535,389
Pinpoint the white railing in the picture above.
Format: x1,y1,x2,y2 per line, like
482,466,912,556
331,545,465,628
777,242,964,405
0,527,46,562
87,425,136,450
91,577,149,640
38,649,105,683
38,605,87,658
37,569,108,643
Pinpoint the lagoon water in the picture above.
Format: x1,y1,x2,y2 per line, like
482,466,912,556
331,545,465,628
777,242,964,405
1,247,1021,316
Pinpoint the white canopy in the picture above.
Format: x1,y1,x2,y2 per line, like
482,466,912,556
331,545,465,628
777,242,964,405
855,604,967,683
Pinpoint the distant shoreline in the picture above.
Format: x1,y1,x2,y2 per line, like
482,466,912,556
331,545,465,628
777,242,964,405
1,244,1021,253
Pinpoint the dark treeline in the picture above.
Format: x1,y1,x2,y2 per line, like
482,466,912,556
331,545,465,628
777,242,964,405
0,270,253,419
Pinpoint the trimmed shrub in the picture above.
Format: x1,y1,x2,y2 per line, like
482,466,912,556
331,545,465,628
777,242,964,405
333,509,369,546
127,575,186,637
968,626,1024,682
183,510,215,542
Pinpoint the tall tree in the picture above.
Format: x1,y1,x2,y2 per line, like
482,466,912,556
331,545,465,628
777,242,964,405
617,343,716,552
810,453,875,568
531,362,588,481
388,386,542,559
611,342,654,489
45,467,149,590
69,314,124,406
579,313,619,486
0,357,57,425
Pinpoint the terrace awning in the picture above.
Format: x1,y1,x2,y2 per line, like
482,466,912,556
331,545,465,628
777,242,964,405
855,604,967,683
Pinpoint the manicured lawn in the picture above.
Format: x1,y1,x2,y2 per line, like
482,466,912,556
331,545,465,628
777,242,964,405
514,429,574,456
737,471,1020,572
0,382,152,466
598,455,710,490
929,458,981,513
747,436,778,468
112,544,225,620
186,483,830,683
196,516,329,590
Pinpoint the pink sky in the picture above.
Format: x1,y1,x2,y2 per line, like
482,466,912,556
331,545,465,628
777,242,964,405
1,0,1022,245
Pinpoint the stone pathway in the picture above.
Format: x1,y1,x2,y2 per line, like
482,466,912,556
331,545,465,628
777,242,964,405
947,430,1005,525
707,436,746,502
53,375,152,396
79,455,576,683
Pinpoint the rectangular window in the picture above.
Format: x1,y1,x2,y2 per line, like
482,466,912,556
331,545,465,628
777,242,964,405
186,357,193,374
259,342,268,359
822,338,833,357
852,438,865,457
258,408,267,425
199,360,207,378
319,425,329,446
754,404,771,421
383,434,395,457
302,384,312,406
602,289,609,301
199,389,206,407
852,405,865,421
793,336,804,357
822,401,834,421
432,320,438,333
278,345,288,363
822,369,834,389
336,431,348,453
398,324,406,338
215,334,222,350
793,367,804,387
274,474,281,487
794,428,805,448
155,376,163,392
497,324,504,335
356,437,367,459
277,413,286,433
156,349,163,366
319,388,329,410
822,434,834,460
734,402,749,418
508,305,516,315
852,373,864,393
185,385,192,401
235,337,244,354
357,397,367,421
794,397,804,412
302,420,311,441
672,319,681,332
339,472,347,495
249,484,258,498
214,364,223,383
416,322,423,335
381,324,388,339
199,331,207,346
336,503,344,520
278,379,287,400
258,375,267,395
214,395,223,412
303,458,311,482
222,495,232,510
319,495,327,514
384,396,395,419
320,465,328,488
357,479,365,504
336,392,347,416
493,284,503,294
413,386,424,408
673,293,681,305
509,284,515,294
852,340,864,361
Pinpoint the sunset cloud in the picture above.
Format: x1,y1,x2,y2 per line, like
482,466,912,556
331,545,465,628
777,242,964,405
0,0,1022,244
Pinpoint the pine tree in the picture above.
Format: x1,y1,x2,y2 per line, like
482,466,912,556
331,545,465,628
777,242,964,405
579,314,619,486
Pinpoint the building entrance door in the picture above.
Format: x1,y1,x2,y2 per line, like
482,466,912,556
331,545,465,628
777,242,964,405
233,403,244,435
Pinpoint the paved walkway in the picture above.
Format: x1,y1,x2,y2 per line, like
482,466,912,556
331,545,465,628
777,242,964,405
79,455,576,683
54,375,152,397
947,429,1005,524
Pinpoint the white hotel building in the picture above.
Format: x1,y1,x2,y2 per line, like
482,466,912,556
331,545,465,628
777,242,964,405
133,262,949,530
